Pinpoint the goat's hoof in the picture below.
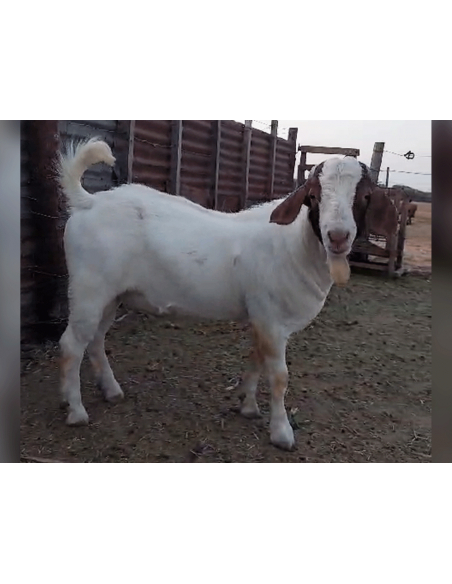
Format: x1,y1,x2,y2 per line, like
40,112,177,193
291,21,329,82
104,389,124,404
240,405,262,419
66,407,89,426
240,399,262,419
270,423,295,451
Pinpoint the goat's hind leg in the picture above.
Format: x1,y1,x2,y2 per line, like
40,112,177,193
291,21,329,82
60,297,109,426
87,300,123,403
60,319,101,426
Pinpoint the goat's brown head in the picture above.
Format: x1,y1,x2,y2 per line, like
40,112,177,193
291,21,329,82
269,156,395,285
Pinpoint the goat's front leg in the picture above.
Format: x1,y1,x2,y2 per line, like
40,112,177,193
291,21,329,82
239,326,263,418
267,357,294,450
252,324,294,450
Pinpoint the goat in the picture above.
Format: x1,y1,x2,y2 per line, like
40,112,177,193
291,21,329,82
407,202,418,225
58,138,395,450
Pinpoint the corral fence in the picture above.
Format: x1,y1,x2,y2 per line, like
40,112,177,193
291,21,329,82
349,189,409,275
21,120,298,343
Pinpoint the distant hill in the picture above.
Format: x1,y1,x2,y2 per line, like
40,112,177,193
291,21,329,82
392,184,432,203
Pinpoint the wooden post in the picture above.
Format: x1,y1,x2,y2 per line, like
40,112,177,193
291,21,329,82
268,120,278,199
370,141,385,183
127,120,136,184
387,230,397,276
113,121,135,185
24,121,66,341
240,120,252,209
288,127,298,143
170,120,183,196
396,196,409,269
287,127,298,190
211,120,221,210
297,151,306,187
385,166,390,187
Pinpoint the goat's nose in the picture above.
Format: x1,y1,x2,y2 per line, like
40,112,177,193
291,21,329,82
328,229,350,245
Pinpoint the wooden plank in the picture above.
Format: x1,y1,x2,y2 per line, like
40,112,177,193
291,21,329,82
211,121,221,209
352,240,390,258
298,145,360,156
170,120,183,196
240,120,252,209
268,120,278,198
349,261,388,271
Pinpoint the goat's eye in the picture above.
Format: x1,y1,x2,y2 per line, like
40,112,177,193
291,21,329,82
310,194,316,200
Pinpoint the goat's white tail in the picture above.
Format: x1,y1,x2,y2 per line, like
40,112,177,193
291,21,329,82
58,138,116,211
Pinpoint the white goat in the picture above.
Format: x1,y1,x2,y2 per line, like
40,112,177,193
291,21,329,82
58,138,393,450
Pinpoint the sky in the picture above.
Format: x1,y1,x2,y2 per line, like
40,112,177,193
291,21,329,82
238,121,432,192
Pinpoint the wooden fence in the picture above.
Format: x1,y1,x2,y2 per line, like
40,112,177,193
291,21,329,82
21,120,298,342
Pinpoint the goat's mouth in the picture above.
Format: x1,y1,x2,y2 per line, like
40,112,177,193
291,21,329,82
327,246,350,257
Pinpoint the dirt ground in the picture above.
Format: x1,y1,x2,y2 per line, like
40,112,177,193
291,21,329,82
403,202,431,269
21,271,431,463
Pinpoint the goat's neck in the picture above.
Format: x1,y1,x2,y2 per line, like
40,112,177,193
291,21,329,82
281,209,333,295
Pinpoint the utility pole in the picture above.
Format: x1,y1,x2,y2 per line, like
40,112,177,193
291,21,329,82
370,142,385,183
385,166,390,187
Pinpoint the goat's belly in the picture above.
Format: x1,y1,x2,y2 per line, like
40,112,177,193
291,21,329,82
120,289,246,322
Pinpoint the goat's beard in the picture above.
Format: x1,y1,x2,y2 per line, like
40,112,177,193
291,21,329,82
327,255,350,286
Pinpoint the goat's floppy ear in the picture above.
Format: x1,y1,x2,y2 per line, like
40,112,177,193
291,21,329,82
269,184,310,225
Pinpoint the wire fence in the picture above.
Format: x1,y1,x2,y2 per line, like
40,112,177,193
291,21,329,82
384,149,431,158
